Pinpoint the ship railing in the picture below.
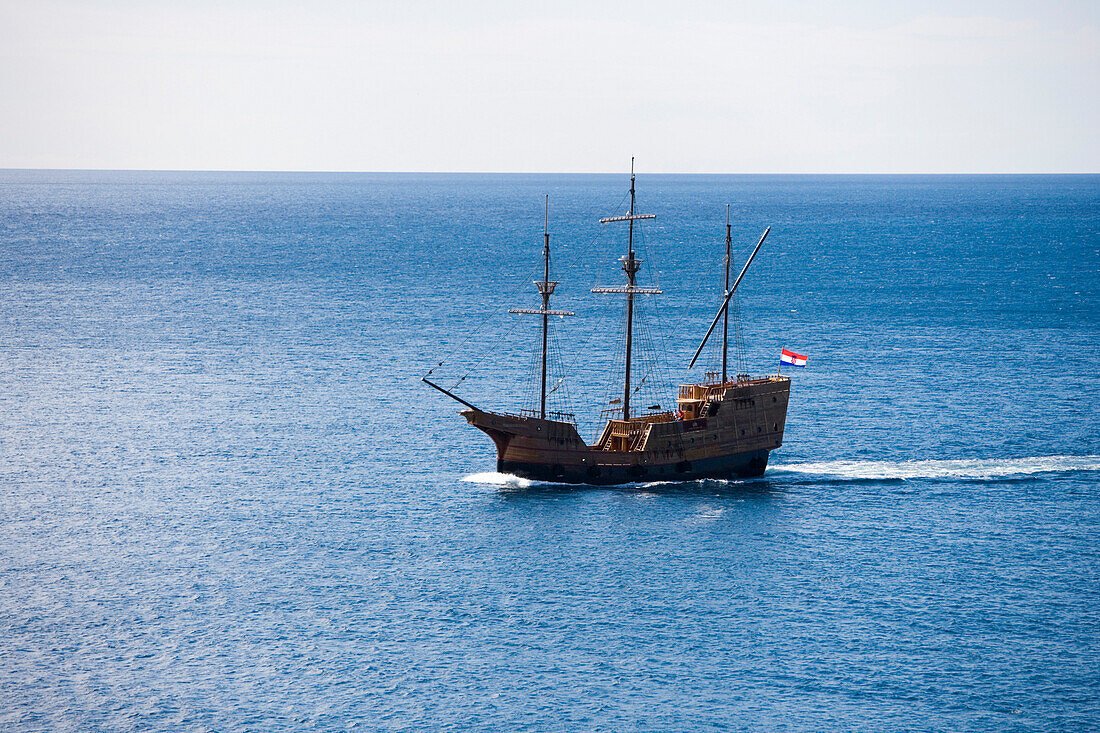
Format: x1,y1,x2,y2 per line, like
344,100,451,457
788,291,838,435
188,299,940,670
678,384,708,401
517,408,577,423
606,412,677,438
639,410,677,424
608,421,640,439
704,370,725,385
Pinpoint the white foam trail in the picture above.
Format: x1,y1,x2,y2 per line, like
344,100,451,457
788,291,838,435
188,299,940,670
771,455,1100,481
461,471,534,488
464,472,647,489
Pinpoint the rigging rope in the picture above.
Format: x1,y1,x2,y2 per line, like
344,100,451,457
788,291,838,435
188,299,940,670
448,315,524,391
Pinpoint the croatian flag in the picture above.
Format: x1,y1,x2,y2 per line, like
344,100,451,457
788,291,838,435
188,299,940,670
780,348,808,367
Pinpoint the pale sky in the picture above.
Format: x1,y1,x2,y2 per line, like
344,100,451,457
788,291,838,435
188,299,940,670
2,0,1098,172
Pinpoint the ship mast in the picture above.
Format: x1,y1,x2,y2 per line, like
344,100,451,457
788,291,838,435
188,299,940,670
622,166,639,418
593,158,660,421
509,195,573,420
539,197,551,418
689,226,770,370
722,204,732,383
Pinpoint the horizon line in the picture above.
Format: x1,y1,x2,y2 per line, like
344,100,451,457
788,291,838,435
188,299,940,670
2,168,1098,176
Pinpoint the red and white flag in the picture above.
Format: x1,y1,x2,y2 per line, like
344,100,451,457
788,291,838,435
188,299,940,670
780,348,808,367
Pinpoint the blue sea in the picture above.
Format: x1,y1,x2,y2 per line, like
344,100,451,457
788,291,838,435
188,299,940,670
1,170,1098,730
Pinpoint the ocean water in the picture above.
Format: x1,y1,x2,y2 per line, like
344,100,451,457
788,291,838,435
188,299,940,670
0,170,1098,730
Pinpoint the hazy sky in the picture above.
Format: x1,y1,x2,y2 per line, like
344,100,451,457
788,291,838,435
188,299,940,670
2,0,1098,172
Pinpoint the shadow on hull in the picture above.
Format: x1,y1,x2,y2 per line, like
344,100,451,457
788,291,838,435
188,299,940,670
499,449,771,486
492,477,783,502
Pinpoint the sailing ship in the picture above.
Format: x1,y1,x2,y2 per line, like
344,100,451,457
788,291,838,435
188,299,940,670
424,163,791,485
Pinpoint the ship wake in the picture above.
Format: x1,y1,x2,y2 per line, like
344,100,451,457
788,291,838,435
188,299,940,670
771,455,1100,482
462,456,1100,489
463,471,646,490
461,471,535,489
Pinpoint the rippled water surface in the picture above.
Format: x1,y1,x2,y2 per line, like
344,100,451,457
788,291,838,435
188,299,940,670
1,171,1098,730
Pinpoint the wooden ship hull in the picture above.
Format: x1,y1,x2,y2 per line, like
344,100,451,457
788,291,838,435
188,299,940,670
463,376,790,485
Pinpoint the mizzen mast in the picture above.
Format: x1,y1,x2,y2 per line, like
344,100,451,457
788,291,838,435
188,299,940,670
722,204,732,383
508,195,574,420
593,158,661,421
689,226,770,370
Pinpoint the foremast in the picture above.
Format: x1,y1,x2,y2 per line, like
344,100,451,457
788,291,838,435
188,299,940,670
508,195,574,420
593,158,661,421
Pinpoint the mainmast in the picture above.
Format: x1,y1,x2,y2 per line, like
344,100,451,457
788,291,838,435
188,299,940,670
509,195,573,420
623,166,639,419
593,158,660,421
539,197,551,418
